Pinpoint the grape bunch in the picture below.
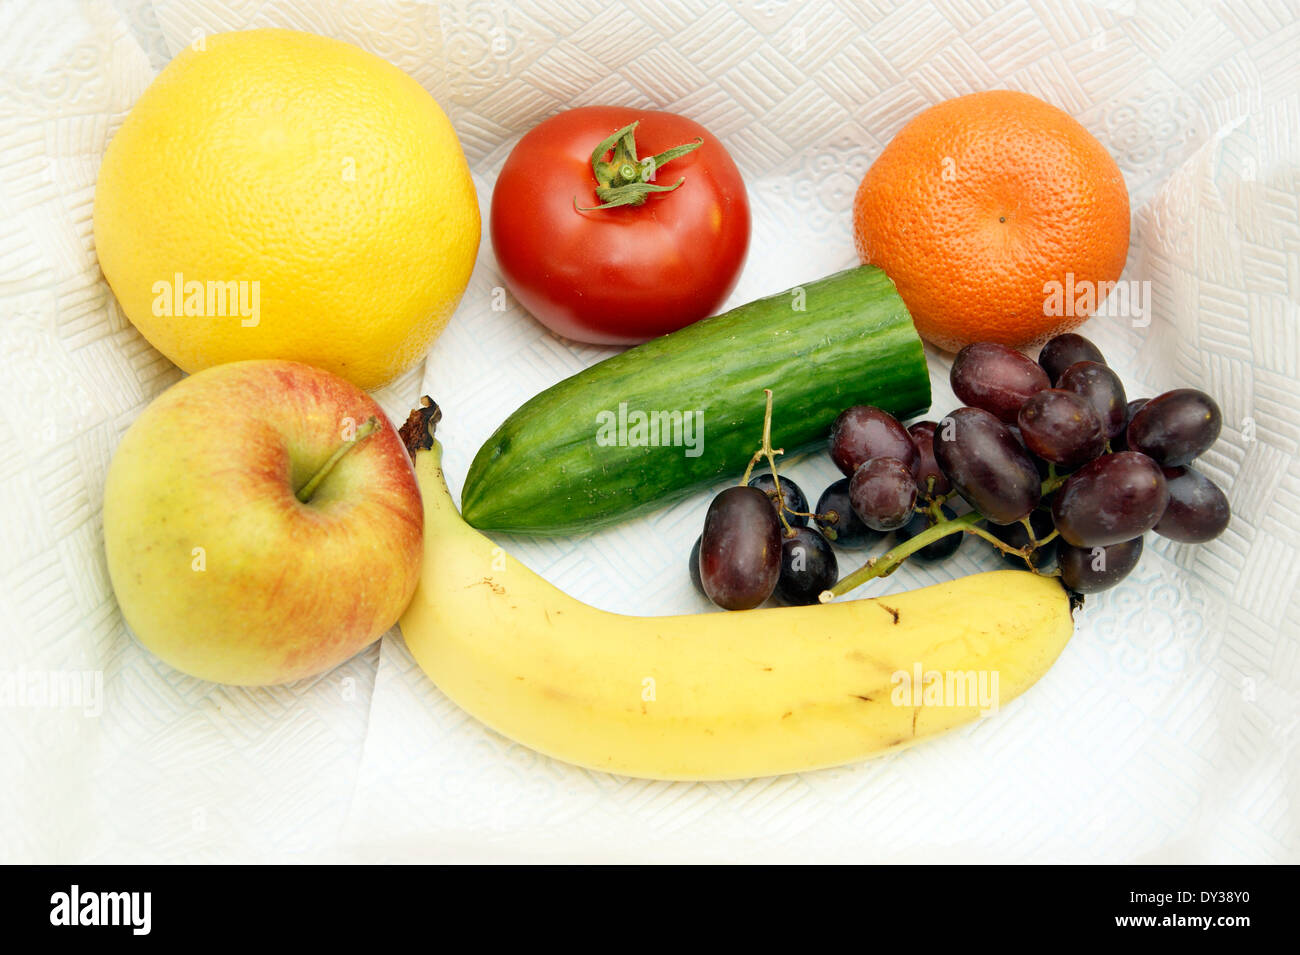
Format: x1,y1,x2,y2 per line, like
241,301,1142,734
690,470,838,610
822,405,965,560
938,334,1229,593
690,335,1231,609
690,398,961,610
690,392,839,610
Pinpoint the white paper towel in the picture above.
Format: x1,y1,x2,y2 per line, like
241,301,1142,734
1,0,1296,862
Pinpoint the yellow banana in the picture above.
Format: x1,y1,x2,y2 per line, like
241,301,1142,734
398,401,1074,781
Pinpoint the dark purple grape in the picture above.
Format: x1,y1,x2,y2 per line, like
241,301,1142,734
829,406,918,477
688,535,704,595
1051,452,1169,547
1008,425,1054,479
1110,398,1149,453
1017,389,1107,468
699,486,781,611
950,342,1050,423
747,472,809,527
1125,389,1222,467
894,504,963,561
1058,537,1143,594
1058,361,1128,439
1155,466,1230,543
774,527,838,606
814,478,881,549
986,509,1058,570
932,407,1042,524
849,457,918,531
1038,333,1106,384
907,420,952,498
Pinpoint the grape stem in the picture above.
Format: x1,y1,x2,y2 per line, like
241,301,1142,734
739,389,795,534
923,487,951,522
819,472,1070,602
820,511,983,601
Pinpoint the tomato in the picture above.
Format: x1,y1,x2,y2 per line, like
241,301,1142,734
490,106,750,344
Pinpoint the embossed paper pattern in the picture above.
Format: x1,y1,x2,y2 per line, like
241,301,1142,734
0,0,1295,862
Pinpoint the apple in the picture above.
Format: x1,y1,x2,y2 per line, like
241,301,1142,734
103,360,422,685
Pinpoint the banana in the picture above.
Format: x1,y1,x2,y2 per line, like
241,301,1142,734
398,400,1075,781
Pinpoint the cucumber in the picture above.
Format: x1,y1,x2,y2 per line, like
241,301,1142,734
462,265,930,534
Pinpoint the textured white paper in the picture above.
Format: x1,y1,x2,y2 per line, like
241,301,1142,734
1,0,1297,862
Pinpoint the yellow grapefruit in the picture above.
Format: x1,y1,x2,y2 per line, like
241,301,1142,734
94,29,479,390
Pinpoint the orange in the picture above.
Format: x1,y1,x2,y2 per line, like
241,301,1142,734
94,29,480,391
852,90,1129,353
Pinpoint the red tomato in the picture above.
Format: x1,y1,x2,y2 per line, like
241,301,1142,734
490,106,751,344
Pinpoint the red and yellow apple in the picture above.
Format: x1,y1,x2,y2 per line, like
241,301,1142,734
103,360,422,685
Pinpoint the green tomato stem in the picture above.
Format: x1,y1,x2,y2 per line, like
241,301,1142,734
576,121,703,211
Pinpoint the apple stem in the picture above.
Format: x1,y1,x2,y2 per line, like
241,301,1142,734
295,416,381,504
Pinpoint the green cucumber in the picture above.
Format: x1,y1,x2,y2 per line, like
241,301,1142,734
462,265,930,534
